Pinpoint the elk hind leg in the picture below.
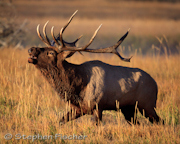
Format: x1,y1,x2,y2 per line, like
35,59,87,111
139,108,164,124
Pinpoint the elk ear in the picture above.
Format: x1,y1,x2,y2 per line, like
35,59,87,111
61,51,76,59
56,51,75,62
56,51,75,68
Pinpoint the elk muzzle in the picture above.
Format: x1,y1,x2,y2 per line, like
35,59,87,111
28,47,38,64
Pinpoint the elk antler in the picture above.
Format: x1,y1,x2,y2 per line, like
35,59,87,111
60,28,132,62
37,10,132,62
37,10,82,48
37,22,51,47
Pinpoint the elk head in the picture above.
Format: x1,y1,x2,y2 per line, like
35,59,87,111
28,10,132,69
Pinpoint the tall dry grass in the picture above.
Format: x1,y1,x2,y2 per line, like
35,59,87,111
0,47,179,143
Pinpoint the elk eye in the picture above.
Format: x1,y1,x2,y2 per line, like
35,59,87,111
48,51,54,56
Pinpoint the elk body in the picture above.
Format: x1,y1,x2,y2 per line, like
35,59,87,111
28,11,163,125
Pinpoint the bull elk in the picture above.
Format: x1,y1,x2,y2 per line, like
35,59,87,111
28,10,163,125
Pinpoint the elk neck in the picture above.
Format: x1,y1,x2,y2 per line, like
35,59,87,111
37,60,88,106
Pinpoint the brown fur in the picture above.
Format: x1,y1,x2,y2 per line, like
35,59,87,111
28,47,163,125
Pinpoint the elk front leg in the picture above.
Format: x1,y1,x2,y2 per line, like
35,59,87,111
59,107,83,125
93,108,103,125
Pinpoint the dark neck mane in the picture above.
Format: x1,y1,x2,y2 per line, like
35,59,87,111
37,60,87,106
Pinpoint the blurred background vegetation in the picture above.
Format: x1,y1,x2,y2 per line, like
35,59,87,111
0,0,180,55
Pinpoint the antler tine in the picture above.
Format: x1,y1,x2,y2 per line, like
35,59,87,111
59,27,65,48
58,10,79,49
112,28,130,50
54,33,83,46
62,10,78,35
43,21,51,46
37,24,51,47
114,50,133,62
81,24,102,50
51,26,60,47
61,24,102,51
72,35,83,45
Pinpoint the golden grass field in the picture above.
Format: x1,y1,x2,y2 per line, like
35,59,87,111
0,0,180,143
0,48,179,143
